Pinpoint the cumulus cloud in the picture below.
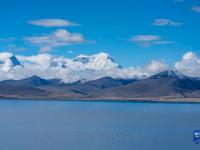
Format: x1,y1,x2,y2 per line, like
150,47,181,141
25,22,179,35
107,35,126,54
0,52,16,72
153,18,183,26
174,51,200,77
130,35,174,47
28,19,80,27
192,6,200,13
0,52,169,82
25,29,85,52
143,60,168,74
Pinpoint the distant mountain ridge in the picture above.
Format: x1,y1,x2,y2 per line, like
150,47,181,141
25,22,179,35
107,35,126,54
1,70,200,101
1,75,62,87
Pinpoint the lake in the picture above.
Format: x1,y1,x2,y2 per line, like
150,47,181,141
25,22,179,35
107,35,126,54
0,100,199,150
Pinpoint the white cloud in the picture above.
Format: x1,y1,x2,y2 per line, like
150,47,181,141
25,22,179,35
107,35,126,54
131,35,160,42
143,60,168,74
0,52,15,72
28,19,80,27
182,51,197,60
25,29,85,52
174,51,200,77
153,18,183,26
130,35,174,47
192,6,200,13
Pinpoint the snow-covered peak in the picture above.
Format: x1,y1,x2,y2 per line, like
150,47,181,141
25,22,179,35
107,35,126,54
74,52,115,63
92,52,116,63
73,52,119,70
153,70,187,79
167,70,188,78
73,54,91,64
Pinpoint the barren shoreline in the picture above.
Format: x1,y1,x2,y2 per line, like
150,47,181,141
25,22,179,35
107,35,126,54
1,96,200,103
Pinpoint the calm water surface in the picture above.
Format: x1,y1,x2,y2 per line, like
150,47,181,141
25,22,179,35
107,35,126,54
0,100,200,150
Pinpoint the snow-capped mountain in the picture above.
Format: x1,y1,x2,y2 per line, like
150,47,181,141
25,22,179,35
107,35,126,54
0,51,199,83
72,52,120,70
151,70,188,79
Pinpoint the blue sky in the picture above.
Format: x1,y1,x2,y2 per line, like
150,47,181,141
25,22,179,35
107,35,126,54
0,0,199,67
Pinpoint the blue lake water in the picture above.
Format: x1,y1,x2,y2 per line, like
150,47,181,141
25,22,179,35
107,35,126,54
0,100,200,150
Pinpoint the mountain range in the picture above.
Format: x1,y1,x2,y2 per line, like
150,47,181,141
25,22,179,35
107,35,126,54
1,70,200,102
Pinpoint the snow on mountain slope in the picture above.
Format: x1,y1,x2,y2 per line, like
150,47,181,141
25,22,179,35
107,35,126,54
72,52,119,70
152,70,188,79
